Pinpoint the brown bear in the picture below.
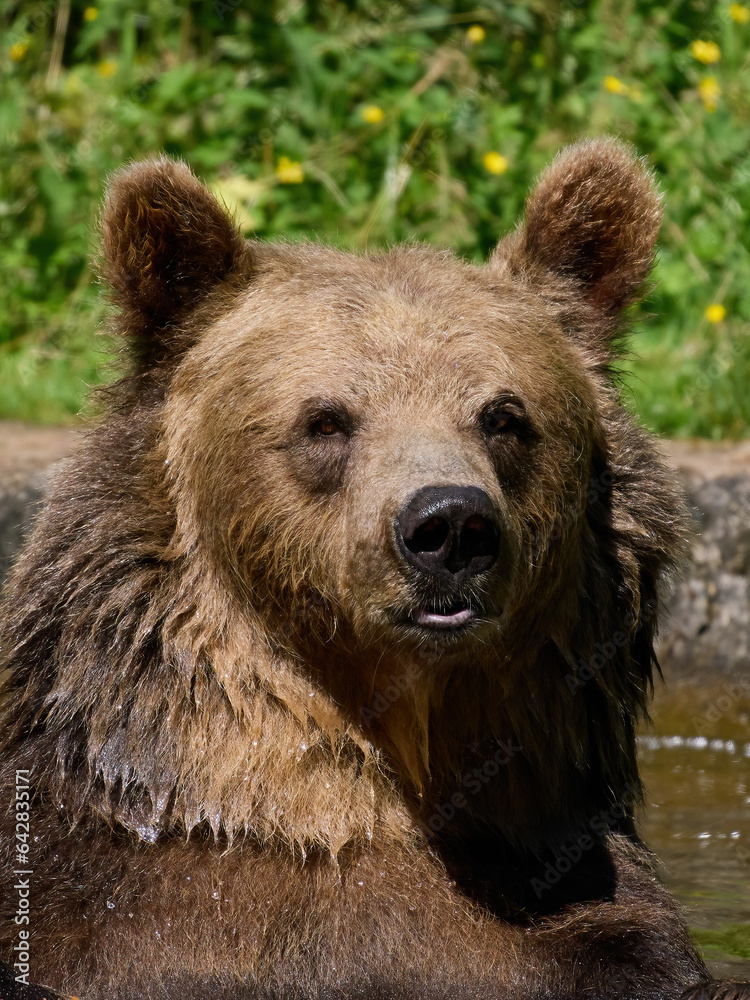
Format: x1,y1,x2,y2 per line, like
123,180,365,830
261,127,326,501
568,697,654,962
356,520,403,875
0,140,746,1000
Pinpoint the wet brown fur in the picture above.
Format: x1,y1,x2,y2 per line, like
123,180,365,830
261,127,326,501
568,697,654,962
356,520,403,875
0,141,737,998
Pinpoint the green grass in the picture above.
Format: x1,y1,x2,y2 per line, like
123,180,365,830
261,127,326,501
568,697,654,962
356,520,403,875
624,309,750,440
0,321,115,425
2,0,749,434
694,923,750,961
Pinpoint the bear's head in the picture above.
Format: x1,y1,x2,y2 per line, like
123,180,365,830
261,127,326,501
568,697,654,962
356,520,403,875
2,141,687,856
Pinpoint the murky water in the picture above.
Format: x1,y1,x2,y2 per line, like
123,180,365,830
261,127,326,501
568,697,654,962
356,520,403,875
639,733,750,978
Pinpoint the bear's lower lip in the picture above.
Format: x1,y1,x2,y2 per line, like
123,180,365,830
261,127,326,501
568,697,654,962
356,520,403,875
410,606,475,629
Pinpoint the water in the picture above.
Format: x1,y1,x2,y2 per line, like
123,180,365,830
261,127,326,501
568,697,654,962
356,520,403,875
639,733,750,979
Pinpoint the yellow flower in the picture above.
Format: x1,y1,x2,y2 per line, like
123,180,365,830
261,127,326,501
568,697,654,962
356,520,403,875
690,40,721,64
466,25,486,44
482,151,509,175
275,156,304,184
97,59,117,78
84,7,99,20
361,105,385,124
10,41,28,62
698,76,721,112
729,3,750,23
603,75,629,95
705,303,727,323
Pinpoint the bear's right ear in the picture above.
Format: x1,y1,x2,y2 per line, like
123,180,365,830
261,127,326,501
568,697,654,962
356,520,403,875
491,139,662,343
100,156,251,362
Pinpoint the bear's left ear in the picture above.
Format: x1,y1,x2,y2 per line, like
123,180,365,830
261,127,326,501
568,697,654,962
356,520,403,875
491,139,662,337
100,156,252,360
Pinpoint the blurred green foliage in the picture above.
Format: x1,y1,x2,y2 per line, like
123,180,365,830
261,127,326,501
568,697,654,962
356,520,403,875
1,0,749,435
694,922,750,960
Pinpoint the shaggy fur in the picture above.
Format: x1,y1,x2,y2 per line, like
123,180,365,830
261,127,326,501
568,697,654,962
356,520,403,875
1,140,746,999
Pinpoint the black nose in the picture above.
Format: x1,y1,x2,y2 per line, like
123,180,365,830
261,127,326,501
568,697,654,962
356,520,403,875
395,486,500,579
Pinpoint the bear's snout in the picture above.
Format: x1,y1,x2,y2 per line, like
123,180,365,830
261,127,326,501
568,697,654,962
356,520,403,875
395,485,499,582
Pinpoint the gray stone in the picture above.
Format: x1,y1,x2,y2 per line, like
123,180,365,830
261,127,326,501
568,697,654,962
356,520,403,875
0,469,47,589
659,474,750,683
0,422,77,592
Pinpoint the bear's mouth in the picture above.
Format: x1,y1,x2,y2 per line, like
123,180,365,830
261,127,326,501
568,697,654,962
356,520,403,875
409,602,476,630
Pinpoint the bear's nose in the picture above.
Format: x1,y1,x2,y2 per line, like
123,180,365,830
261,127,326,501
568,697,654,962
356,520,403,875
395,485,500,579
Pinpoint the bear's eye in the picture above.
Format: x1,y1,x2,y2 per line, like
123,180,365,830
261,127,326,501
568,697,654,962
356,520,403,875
309,414,345,438
480,396,529,439
482,409,515,436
